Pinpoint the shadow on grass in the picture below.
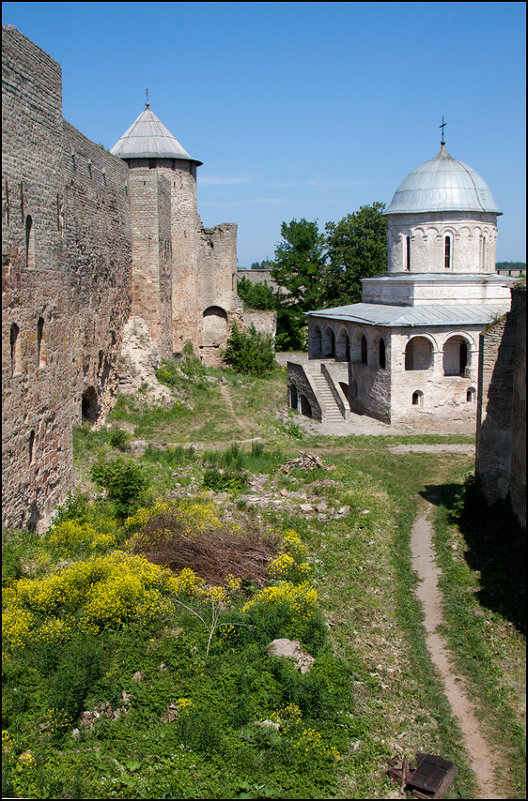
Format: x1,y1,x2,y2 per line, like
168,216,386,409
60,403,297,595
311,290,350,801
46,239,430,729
422,480,526,634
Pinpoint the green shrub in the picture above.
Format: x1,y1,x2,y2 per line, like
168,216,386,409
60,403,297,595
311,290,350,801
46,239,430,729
53,491,92,526
48,634,102,726
108,426,130,451
222,322,275,376
90,456,148,519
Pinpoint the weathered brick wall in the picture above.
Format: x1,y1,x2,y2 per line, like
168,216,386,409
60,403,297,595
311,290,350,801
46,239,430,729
477,285,526,527
2,26,72,530
475,306,517,508
2,26,131,531
509,287,526,527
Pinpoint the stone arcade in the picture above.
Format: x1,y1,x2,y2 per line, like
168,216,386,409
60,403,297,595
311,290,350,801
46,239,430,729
287,142,516,426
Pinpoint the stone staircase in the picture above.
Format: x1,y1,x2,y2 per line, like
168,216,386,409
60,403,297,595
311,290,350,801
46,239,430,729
310,370,346,423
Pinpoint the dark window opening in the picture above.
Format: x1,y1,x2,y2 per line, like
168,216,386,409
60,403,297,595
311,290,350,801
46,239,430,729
29,430,35,464
82,387,99,423
406,236,411,271
444,235,452,269
361,335,368,365
412,391,423,406
467,387,476,402
37,317,47,367
10,323,21,375
25,215,35,269
379,338,386,369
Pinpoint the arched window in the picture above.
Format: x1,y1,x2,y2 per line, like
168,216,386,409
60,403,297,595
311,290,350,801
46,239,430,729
312,325,322,357
481,236,487,270
10,323,22,376
37,317,47,368
405,337,433,371
379,338,386,369
25,215,35,269
289,384,298,410
444,235,452,269
361,335,368,365
466,387,476,402
336,330,350,361
323,327,335,358
406,236,411,271
412,391,424,407
443,336,469,376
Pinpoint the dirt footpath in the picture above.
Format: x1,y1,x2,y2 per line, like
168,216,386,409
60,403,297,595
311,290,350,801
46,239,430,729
411,498,502,799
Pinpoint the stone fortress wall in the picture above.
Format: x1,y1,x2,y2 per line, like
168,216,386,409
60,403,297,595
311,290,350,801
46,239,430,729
1,26,246,531
476,285,526,528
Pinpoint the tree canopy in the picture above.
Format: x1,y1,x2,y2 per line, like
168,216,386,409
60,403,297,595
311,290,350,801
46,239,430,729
239,203,388,351
323,202,387,306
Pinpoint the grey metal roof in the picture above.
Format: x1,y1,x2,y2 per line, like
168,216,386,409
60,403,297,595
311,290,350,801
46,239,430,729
384,145,500,216
308,302,506,328
110,107,202,164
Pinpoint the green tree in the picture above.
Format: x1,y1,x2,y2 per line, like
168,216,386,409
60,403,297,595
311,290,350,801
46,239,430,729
323,202,387,306
237,276,278,311
222,322,275,375
271,219,326,312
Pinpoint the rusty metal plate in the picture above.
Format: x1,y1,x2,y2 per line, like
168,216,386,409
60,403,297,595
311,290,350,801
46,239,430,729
407,753,455,794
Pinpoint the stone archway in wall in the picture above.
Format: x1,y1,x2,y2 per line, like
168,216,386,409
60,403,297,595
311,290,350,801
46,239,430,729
443,335,470,376
311,324,322,357
82,386,99,423
405,336,433,371
322,326,336,358
201,306,229,350
336,328,351,361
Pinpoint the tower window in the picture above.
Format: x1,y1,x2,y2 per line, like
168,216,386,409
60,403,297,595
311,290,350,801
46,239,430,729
406,236,411,271
37,317,47,368
10,323,22,375
25,215,35,269
481,236,487,270
29,430,35,465
444,235,452,269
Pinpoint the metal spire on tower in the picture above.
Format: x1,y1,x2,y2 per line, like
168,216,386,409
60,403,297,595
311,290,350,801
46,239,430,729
440,116,446,147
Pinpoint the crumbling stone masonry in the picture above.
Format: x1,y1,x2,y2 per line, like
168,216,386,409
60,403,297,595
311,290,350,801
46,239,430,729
1,26,246,531
476,285,526,528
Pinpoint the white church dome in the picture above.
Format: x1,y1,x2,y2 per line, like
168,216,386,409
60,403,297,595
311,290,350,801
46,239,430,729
384,144,501,215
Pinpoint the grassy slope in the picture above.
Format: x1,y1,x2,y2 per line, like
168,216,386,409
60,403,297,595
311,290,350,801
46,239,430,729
3,366,525,799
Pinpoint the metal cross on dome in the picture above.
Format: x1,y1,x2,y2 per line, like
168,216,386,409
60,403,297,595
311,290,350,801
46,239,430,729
145,88,150,109
440,116,446,146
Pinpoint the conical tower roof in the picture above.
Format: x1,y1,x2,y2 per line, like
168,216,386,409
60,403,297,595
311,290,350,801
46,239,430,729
384,144,500,215
110,107,202,165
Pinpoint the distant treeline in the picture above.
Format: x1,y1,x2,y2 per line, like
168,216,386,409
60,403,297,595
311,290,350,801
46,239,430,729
496,261,526,271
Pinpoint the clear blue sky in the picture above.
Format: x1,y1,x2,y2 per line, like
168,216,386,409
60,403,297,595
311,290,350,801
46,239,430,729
3,1,526,265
